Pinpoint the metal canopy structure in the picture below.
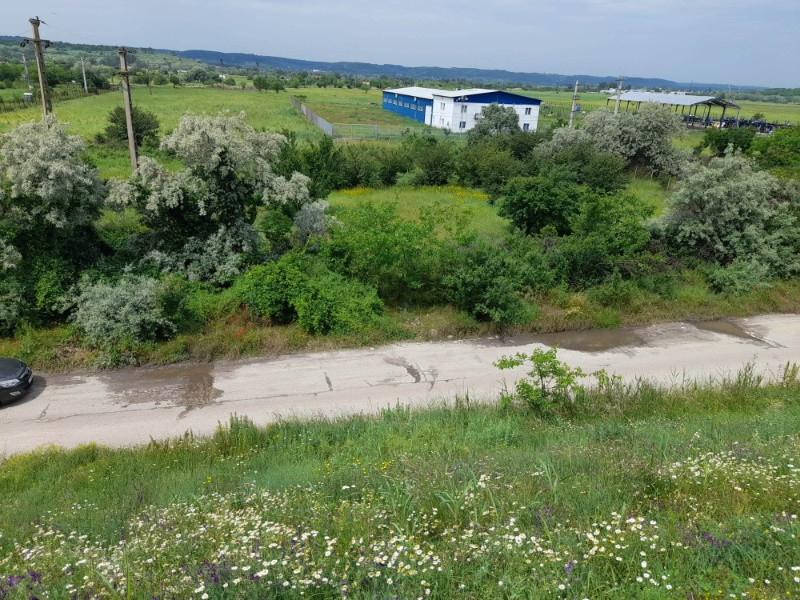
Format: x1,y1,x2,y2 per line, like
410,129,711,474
605,91,741,126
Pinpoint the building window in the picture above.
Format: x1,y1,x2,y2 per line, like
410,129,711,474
525,107,532,115
404,102,409,108
411,104,416,110
461,105,467,113
418,105,423,111
523,123,530,131
459,121,466,129
440,102,445,110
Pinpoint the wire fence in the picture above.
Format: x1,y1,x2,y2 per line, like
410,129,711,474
0,87,111,113
330,122,457,140
289,96,334,136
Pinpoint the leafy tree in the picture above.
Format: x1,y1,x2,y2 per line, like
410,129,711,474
583,104,687,176
467,104,520,143
0,64,23,84
535,127,629,193
403,135,455,185
456,142,521,198
69,275,175,350
108,112,310,283
660,152,799,274
185,66,209,83
322,202,445,304
253,75,269,92
103,106,160,148
498,171,583,236
697,127,756,156
443,236,549,324
495,348,586,416
0,117,106,330
750,127,800,177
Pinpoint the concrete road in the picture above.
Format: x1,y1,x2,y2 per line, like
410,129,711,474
1,314,798,455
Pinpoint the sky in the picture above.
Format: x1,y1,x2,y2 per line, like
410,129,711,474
4,0,799,88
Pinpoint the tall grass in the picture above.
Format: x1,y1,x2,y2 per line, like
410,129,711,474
0,367,798,598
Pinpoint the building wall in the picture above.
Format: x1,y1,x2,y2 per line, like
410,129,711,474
432,96,540,132
383,89,541,132
381,91,432,124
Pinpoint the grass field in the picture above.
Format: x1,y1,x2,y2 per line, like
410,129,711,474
0,85,322,139
0,366,799,598
328,185,508,238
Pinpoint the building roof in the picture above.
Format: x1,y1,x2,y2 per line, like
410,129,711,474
384,86,440,100
607,91,739,108
385,87,541,104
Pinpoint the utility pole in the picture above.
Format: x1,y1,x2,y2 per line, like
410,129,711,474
613,75,626,115
568,80,579,128
22,16,53,119
80,56,88,93
21,53,33,90
118,47,138,172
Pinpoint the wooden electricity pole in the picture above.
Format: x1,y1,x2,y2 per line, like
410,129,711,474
613,75,626,115
568,80,579,128
118,47,138,172
21,53,33,90
80,56,88,93
24,17,53,118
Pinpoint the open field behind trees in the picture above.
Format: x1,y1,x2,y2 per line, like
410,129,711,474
0,367,799,598
519,90,800,125
0,85,322,138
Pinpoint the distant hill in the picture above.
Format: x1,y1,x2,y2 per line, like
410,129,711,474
0,34,762,92
169,49,761,92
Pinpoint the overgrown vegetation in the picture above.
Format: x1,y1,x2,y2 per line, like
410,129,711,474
1,100,799,368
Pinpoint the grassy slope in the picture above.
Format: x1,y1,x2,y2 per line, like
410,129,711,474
0,373,798,598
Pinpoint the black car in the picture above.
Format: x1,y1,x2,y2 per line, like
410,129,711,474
0,358,33,405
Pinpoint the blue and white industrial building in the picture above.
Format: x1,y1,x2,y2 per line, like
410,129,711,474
382,87,541,132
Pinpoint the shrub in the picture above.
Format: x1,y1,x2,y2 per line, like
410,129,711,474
70,276,175,349
583,104,687,176
495,348,586,416
698,127,756,156
102,106,160,148
443,238,543,324
661,152,799,274
498,171,583,236
232,254,383,335
708,259,772,296
586,269,641,307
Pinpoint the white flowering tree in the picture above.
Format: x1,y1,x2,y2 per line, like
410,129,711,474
660,152,800,275
109,112,312,283
583,104,687,176
0,117,106,331
0,116,104,249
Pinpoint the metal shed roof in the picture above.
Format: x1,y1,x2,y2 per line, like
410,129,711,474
607,91,739,108
385,87,518,100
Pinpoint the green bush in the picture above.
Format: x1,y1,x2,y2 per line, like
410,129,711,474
587,269,641,307
232,254,383,335
70,276,176,349
698,127,756,156
708,259,772,296
443,238,540,324
498,171,583,236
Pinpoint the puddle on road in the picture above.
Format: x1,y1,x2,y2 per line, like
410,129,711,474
692,321,764,344
105,363,222,412
531,329,645,353
692,320,768,345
